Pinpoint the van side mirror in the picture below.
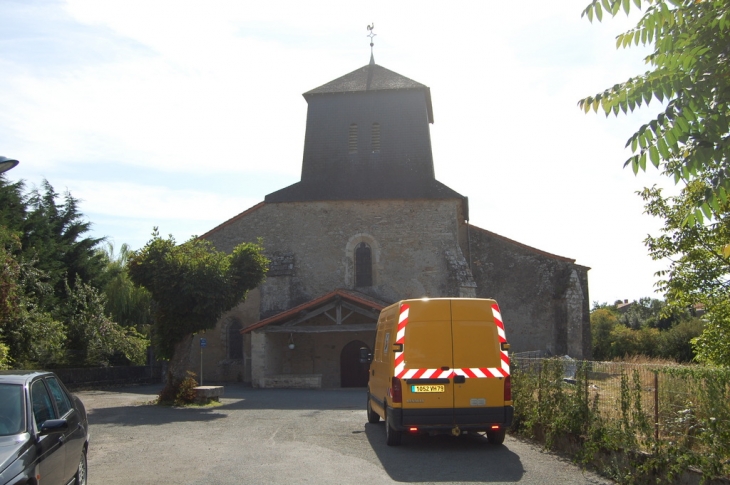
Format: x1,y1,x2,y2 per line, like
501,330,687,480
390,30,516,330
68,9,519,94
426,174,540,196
501,342,510,351
359,347,372,364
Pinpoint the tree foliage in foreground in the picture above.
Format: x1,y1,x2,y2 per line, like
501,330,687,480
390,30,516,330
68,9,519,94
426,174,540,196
127,231,268,363
642,180,730,365
579,0,730,223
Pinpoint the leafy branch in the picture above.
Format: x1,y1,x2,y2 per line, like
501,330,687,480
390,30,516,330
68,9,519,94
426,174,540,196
579,0,730,224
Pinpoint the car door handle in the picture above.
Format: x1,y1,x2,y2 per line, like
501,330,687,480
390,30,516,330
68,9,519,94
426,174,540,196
454,375,466,384
441,366,450,371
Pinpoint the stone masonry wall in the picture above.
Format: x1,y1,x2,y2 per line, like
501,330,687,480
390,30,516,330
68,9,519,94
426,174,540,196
251,330,375,388
188,289,260,384
195,198,591,384
205,198,469,310
466,225,591,359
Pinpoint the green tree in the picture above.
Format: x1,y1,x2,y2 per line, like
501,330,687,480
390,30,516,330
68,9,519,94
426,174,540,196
642,180,730,364
127,230,268,383
0,177,26,231
617,297,689,329
0,226,21,325
591,298,702,361
0,222,66,367
0,177,148,368
591,308,619,360
579,0,730,223
657,318,704,362
609,324,641,358
63,280,148,366
1,258,66,367
692,300,730,365
100,242,153,332
22,181,106,305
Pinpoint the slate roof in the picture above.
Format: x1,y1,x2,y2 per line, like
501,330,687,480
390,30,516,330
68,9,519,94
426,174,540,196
469,224,583,265
198,202,265,240
264,178,465,203
303,60,434,123
304,62,427,96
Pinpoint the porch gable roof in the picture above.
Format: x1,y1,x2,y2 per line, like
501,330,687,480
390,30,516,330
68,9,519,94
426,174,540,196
241,289,389,334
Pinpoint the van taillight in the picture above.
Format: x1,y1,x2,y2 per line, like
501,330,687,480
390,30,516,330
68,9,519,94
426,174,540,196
391,377,402,403
504,376,512,401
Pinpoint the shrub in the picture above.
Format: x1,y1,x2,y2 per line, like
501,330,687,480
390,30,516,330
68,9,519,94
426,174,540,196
157,371,199,406
657,319,703,362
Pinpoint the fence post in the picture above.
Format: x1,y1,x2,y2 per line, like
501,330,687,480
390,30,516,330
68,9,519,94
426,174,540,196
654,371,659,442
537,361,542,420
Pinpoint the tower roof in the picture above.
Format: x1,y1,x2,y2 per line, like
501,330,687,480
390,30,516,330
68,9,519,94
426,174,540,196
304,62,433,123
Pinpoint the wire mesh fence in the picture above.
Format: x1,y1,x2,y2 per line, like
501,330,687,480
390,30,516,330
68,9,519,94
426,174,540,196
512,356,730,480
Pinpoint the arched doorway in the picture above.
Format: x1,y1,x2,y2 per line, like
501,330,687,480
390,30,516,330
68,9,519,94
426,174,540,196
340,340,370,387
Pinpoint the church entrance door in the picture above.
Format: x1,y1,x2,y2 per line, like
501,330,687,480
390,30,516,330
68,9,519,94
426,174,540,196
340,340,370,387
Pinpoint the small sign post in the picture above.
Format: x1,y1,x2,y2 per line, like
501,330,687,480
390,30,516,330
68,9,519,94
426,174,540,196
199,337,207,385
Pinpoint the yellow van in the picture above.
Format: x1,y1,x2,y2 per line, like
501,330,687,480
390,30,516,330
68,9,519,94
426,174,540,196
362,298,513,446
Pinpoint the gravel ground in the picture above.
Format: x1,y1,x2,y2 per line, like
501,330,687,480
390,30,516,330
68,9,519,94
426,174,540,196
77,384,614,485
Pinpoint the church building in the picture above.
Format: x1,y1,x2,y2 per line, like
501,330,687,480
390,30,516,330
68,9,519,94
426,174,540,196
193,54,591,388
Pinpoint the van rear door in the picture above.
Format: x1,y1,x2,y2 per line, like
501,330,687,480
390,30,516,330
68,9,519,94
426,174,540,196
450,299,505,424
400,300,454,420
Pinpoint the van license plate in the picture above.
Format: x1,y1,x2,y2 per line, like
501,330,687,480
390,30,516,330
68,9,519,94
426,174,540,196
411,385,445,393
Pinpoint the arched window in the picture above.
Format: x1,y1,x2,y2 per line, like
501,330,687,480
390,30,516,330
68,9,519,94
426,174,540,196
348,123,358,153
227,320,243,360
355,242,372,287
371,123,380,152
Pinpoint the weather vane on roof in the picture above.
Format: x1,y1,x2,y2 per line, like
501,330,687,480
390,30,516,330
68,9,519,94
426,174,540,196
367,23,376,56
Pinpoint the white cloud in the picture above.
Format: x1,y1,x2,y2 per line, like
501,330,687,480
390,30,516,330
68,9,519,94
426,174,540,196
55,179,258,220
0,0,677,303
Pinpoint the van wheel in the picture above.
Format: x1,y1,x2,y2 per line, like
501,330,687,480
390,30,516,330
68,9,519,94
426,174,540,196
486,429,506,445
385,409,402,446
366,395,380,424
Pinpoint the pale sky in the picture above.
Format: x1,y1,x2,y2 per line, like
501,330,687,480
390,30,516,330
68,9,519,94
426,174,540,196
1,0,674,305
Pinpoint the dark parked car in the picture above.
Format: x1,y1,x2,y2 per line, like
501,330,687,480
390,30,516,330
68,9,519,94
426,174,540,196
0,371,89,485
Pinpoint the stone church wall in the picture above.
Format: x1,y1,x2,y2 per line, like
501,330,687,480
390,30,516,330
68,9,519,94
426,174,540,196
465,225,591,359
188,289,260,384
205,198,470,311
250,330,374,388
195,198,591,384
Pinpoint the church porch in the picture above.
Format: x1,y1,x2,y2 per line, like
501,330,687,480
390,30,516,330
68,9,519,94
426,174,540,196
244,290,387,388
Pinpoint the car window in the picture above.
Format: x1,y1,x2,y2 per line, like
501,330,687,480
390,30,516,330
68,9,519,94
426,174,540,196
45,377,72,416
0,384,25,435
31,380,57,428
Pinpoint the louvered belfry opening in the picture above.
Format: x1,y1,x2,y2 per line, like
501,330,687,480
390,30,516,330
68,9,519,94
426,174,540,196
265,61,465,204
355,242,372,287
348,123,358,153
371,123,380,152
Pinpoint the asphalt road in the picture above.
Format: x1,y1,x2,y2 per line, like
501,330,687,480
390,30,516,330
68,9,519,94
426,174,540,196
77,385,613,485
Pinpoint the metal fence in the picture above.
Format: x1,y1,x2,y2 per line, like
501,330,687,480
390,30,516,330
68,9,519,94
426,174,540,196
52,365,163,390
